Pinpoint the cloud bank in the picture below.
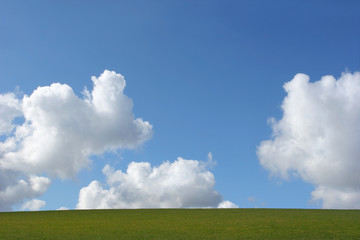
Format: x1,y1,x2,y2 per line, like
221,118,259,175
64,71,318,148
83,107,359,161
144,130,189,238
1,70,235,211
258,72,360,209
0,70,152,210
77,157,235,209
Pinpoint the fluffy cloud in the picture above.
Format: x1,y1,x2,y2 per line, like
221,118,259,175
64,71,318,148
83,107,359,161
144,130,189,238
218,200,239,208
258,72,360,209
21,199,46,211
0,70,152,210
0,169,51,211
1,70,235,211
1,70,152,178
77,158,225,209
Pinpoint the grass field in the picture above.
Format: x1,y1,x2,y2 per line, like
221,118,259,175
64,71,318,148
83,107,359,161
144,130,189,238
0,209,359,239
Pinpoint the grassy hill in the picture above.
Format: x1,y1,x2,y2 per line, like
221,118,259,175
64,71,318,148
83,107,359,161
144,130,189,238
0,209,359,239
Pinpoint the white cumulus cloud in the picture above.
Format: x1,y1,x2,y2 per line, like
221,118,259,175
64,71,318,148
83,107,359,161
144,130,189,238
0,170,51,211
21,199,46,211
0,70,152,210
77,157,224,209
218,200,239,208
1,70,152,178
257,72,360,209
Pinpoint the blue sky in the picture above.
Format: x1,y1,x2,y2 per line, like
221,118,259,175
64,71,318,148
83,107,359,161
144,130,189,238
1,0,360,211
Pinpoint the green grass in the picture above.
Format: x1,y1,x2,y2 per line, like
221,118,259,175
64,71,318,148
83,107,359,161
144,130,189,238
0,209,359,239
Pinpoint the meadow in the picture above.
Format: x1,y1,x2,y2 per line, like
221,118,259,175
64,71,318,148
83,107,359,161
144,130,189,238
0,209,359,239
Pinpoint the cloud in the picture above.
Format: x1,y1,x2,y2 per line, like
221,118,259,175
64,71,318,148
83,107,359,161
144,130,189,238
56,206,69,210
1,70,152,178
207,152,216,168
0,70,152,210
1,70,235,211
0,93,22,135
0,170,51,211
77,157,224,209
257,72,360,209
21,199,46,211
218,200,239,208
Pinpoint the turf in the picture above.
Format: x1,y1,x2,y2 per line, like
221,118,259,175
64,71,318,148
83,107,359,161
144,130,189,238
0,209,359,239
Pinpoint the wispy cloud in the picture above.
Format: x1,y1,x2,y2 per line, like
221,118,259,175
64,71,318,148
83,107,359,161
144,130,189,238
56,206,69,210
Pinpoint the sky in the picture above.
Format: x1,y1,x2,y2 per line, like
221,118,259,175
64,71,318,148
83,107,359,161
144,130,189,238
0,0,360,211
